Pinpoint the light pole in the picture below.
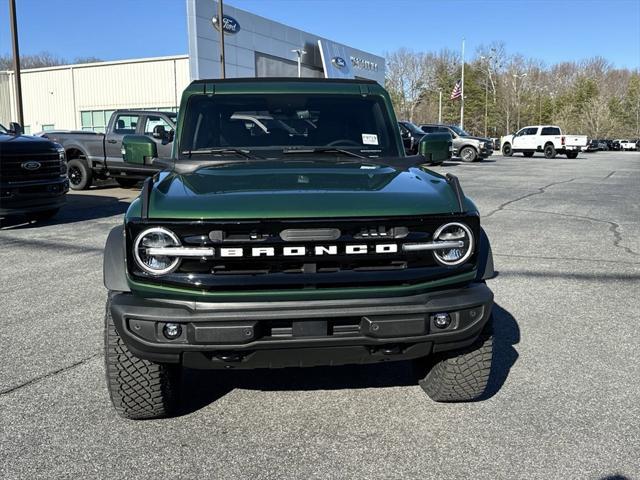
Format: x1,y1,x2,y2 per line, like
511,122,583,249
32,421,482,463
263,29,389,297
216,0,226,78
8,0,23,125
513,72,527,130
480,54,494,138
437,88,442,123
291,49,306,78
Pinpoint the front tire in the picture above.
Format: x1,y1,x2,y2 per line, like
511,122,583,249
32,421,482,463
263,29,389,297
415,315,493,402
460,146,477,162
104,298,180,419
544,144,557,159
502,143,512,156
67,159,93,190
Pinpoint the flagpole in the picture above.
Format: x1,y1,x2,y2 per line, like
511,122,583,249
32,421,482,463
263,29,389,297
460,38,465,129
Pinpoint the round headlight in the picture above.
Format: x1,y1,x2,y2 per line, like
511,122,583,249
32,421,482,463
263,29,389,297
432,222,474,266
133,227,181,275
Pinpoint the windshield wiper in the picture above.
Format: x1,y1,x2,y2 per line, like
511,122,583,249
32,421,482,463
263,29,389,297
282,147,366,159
181,148,255,160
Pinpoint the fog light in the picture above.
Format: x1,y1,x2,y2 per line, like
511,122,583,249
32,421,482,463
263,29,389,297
433,313,452,329
163,323,182,339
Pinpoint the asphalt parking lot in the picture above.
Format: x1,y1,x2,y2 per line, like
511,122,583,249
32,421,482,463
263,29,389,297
1,150,639,479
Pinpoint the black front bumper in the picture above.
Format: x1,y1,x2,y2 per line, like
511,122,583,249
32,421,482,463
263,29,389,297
110,283,493,369
0,177,68,216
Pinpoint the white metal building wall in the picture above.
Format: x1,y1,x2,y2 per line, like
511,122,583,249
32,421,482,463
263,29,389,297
0,55,190,132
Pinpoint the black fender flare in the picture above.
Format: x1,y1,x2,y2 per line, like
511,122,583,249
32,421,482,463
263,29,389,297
104,224,130,292
476,228,496,281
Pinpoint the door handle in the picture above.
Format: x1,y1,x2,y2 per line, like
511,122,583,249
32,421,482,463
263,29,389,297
107,139,118,144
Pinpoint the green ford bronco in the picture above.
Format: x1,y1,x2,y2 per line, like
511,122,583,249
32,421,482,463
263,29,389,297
103,78,495,419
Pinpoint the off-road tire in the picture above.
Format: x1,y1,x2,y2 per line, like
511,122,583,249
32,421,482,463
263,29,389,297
502,143,512,156
566,151,578,159
104,299,180,419
415,316,493,402
67,158,93,190
523,151,534,158
29,208,60,221
544,143,556,159
115,178,139,188
460,146,477,162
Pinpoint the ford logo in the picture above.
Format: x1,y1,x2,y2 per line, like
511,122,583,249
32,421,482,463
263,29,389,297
212,14,240,35
332,57,347,69
21,161,41,171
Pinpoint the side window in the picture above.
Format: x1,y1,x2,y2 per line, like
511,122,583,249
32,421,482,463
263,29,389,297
524,127,538,135
541,127,560,135
113,115,139,135
145,116,173,135
437,127,450,134
422,126,435,133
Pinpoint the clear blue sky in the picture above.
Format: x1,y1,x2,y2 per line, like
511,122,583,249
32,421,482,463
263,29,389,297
0,0,638,69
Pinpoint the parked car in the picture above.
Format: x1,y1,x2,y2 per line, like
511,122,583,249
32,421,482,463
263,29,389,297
420,124,493,162
0,122,68,221
618,139,637,151
103,77,496,419
597,140,609,151
584,139,600,152
44,110,176,190
610,139,621,151
398,121,427,154
500,125,587,159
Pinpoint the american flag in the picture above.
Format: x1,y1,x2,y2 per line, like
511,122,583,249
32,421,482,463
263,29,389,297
450,80,462,100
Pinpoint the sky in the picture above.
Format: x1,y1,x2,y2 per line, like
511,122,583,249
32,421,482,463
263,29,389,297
0,0,639,69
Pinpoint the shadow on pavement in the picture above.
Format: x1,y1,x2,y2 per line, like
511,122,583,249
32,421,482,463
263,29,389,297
178,302,520,416
0,193,131,230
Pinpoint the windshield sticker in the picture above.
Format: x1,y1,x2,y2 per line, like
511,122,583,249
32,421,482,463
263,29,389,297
362,134,379,145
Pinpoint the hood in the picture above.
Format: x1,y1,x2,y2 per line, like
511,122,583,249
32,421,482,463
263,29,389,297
0,133,60,156
462,135,491,143
146,161,462,219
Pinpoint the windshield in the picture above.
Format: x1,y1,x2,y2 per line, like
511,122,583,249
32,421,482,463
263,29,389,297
449,125,470,136
180,94,400,158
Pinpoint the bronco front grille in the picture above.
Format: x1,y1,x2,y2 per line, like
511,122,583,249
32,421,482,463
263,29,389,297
0,152,62,183
126,215,480,291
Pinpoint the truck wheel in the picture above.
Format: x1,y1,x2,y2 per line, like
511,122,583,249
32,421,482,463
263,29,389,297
523,152,534,158
544,144,556,159
67,159,93,190
460,146,477,162
104,298,180,419
115,178,139,188
566,151,578,159
414,315,493,402
502,143,512,156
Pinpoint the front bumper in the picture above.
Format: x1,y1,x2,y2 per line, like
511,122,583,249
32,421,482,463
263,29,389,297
0,177,68,216
110,282,493,369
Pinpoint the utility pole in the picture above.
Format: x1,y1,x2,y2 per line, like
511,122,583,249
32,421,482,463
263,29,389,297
216,0,226,78
480,55,493,138
513,72,527,130
460,38,465,129
9,0,24,125
291,49,306,78
437,88,442,123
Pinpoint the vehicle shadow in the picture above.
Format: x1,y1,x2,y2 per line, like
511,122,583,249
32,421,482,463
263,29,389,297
0,193,131,230
177,302,519,416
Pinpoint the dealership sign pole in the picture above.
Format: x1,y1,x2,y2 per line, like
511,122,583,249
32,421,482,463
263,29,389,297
217,0,226,78
8,0,24,126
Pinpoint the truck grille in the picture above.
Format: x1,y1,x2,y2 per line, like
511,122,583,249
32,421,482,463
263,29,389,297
0,152,62,183
126,215,480,291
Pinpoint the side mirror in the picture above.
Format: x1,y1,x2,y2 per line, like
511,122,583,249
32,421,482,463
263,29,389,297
122,135,157,165
152,125,166,139
9,122,23,135
418,132,453,164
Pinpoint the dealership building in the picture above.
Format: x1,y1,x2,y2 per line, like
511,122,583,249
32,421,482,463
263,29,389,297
0,0,384,134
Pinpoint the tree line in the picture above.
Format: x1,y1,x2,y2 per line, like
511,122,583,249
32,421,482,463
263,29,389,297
385,42,640,139
0,51,102,70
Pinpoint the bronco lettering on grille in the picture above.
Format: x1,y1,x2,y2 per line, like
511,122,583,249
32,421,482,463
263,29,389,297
218,244,399,258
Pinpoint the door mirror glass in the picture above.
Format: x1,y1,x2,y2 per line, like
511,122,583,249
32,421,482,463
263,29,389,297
152,125,166,139
122,135,158,165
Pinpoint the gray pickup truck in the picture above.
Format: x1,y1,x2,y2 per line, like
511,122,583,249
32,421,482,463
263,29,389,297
44,110,176,189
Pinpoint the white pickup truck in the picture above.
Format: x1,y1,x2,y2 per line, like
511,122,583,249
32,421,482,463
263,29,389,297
500,125,588,159
617,139,638,151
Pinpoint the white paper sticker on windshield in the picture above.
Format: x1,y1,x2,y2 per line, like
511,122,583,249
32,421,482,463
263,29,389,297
362,134,379,145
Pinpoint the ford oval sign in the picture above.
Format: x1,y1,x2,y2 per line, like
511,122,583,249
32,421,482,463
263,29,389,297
332,57,347,69
212,15,240,35
21,161,41,171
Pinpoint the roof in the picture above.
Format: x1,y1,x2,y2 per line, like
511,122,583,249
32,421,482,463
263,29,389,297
190,77,378,85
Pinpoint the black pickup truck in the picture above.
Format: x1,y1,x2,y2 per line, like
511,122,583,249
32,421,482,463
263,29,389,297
44,110,176,190
0,122,68,221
